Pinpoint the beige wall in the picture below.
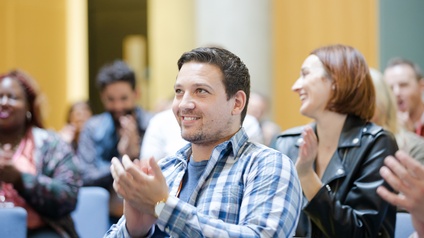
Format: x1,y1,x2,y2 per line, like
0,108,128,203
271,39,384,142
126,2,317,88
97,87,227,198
272,0,378,130
66,0,89,110
147,0,195,111
0,0,88,130
195,0,272,97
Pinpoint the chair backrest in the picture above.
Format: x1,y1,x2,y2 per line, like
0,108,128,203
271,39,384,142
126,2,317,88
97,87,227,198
0,207,27,238
395,212,415,238
71,186,110,238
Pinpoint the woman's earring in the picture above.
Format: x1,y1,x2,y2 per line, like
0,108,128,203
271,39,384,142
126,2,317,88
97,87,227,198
331,85,336,90
26,111,32,121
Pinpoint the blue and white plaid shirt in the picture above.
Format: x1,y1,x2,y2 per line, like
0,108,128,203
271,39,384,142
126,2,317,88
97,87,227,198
105,128,302,238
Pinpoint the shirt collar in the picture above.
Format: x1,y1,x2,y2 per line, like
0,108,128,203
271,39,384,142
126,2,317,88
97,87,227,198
174,127,249,163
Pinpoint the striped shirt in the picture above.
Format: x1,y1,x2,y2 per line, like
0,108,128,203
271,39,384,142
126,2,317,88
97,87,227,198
104,128,302,238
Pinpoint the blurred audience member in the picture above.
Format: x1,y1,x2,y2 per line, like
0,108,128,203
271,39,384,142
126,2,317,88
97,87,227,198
77,60,152,223
247,91,281,146
151,97,173,114
377,150,424,238
272,44,397,237
371,68,424,164
59,101,93,151
141,108,264,160
0,70,81,238
384,58,424,137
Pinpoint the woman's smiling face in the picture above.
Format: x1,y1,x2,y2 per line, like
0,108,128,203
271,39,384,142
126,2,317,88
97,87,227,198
292,54,333,119
0,77,28,131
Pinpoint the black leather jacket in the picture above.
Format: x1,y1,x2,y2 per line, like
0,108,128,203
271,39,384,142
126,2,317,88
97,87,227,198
272,115,397,238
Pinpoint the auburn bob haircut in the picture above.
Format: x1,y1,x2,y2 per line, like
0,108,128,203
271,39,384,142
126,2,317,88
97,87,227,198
312,44,375,120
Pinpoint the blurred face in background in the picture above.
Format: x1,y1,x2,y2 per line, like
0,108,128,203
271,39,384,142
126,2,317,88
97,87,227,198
101,81,137,122
384,64,423,114
0,77,28,132
247,93,266,121
69,102,92,132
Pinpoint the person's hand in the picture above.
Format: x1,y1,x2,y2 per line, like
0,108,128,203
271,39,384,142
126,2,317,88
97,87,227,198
110,155,168,236
295,126,318,177
0,144,14,161
0,144,22,186
58,124,76,144
117,115,140,159
123,199,157,237
110,155,168,216
377,150,424,237
412,218,424,238
0,163,21,185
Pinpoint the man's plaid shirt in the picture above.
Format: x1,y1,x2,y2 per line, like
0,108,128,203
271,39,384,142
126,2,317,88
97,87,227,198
105,128,302,238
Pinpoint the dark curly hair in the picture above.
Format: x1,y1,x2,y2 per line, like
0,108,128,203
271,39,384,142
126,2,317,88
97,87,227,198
96,60,136,91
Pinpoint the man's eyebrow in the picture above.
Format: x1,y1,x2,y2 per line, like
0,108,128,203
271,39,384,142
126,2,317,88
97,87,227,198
193,83,213,89
174,83,213,90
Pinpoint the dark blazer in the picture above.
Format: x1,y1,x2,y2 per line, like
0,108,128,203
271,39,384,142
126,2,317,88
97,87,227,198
272,115,398,238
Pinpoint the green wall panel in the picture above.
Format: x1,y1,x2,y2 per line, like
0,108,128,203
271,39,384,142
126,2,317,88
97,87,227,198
379,0,424,71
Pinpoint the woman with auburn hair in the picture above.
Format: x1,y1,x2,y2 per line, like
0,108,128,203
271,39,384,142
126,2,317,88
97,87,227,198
59,101,93,151
0,70,81,237
272,44,397,237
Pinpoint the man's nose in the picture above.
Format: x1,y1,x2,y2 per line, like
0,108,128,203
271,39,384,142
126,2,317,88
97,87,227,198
179,93,195,110
112,100,127,111
392,85,400,95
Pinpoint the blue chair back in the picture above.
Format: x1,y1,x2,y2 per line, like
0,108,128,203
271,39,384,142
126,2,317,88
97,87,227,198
71,187,110,238
395,212,415,238
0,207,27,238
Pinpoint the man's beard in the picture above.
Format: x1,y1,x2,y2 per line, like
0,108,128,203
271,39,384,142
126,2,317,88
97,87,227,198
181,128,223,146
182,130,205,143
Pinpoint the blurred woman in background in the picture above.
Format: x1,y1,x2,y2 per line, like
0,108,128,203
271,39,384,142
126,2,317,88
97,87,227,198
59,101,93,151
0,69,81,238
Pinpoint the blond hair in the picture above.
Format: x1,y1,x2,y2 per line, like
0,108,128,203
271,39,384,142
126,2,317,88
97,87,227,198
369,68,399,134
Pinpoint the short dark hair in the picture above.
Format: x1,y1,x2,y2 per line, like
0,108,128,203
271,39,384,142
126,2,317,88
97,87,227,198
96,60,136,91
312,44,375,120
177,47,250,123
385,57,423,82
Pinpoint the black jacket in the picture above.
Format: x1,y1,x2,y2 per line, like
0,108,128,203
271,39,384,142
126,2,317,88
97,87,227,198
272,115,397,238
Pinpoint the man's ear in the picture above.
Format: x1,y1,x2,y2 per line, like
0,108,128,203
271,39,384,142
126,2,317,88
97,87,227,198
134,87,141,100
232,90,247,115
